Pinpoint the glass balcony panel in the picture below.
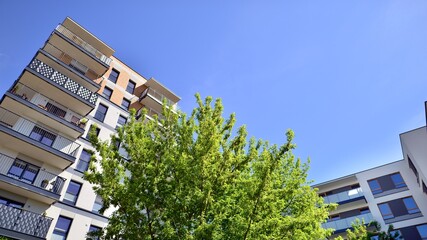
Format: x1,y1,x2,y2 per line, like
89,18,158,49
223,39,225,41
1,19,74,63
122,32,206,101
322,213,374,231
323,188,364,204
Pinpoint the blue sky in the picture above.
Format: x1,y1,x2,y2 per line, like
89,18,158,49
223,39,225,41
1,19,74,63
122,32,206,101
1,1,427,183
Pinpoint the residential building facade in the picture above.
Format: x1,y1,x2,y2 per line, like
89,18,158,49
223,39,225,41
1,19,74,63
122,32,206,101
0,17,180,240
315,121,427,239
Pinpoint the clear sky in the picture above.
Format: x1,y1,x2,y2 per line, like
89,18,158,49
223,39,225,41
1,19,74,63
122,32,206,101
1,1,427,184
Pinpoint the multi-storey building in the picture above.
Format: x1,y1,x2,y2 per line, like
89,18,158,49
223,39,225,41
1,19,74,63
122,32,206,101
0,17,180,240
315,112,427,239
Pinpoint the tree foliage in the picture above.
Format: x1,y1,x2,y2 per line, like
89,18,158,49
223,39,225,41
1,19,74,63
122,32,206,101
335,220,401,240
85,94,334,239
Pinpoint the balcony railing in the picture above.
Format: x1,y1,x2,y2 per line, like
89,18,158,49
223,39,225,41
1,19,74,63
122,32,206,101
0,203,52,238
56,24,112,65
43,43,100,80
0,107,80,157
322,213,374,231
10,83,84,129
140,88,175,107
322,188,364,204
0,152,66,195
28,58,98,105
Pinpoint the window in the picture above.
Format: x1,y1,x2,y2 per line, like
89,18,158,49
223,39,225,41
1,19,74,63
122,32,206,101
408,156,419,183
0,196,24,209
8,159,39,184
87,225,102,240
45,102,66,118
368,179,382,194
121,98,130,110
76,149,91,172
328,215,340,222
102,87,113,99
92,195,103,213
417,224,427,239
63,181,82,205
126,80,136,94
52,216,72,240
85,125,100,139
390,173,406,188
378,203,394,220
29,126,56,146
423,181,427,195
360,207,370,214
116,115,127,129
108,69,119,83
402,197,420,214
94,104,108,122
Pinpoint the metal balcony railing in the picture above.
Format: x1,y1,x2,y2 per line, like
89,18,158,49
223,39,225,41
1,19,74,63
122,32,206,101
322,188,364,204
0,203,52,238
140,88,175,107
0,107,80,157
56,24,112,65
0,152,66,195
43,43,100,80
28,58,98,105
322,213,374,231
10,83,85,129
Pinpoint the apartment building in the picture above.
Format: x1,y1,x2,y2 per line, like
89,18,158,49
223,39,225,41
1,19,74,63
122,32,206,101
0,17,180,240
314,112,427,239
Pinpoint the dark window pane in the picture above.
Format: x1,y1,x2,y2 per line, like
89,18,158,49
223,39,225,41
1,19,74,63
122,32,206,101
417,224,427,239
0,196,24,208
92,195,103,213
76,149,91,172
29,126,57,146
126,80,135,94
52,216,72,240
64,181,82,205
88,225,101,240
378,203,394,219
102,87,113,99
390,173,406,188
108,69,119,83
121,98,130,110
368,179,382,194
94,104,108,122
116,115,127,129
403,197,420,214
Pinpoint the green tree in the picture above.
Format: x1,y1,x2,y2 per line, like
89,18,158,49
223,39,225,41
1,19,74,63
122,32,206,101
85,94,334,240
335,220,401,240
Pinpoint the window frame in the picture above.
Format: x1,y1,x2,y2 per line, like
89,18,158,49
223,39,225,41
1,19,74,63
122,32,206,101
108,69,119,83
7,159,39,184
76,149,91,172
116,115,127,130
102,86,113,99
390,173,406,189
94,104,108,122
63,180,82,205
29,126,57,146
88,225,102,240
402,197,420,214
126,80,136,94
121,98,131,110
52,216,72,240
368,179,382,195
378,203,394,220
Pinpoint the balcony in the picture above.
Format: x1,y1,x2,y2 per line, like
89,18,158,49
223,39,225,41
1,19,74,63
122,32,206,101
0,152,65,204
0,107,80,169
55,24,112,66
2,83,84,138
25,58,98,115
0,204,52,240
322,188,364,204
322,213,374,232
136,106,165,122
139,87,177,114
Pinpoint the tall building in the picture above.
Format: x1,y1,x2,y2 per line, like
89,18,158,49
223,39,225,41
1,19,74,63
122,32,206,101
0,17,180,239
315,110,427,238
